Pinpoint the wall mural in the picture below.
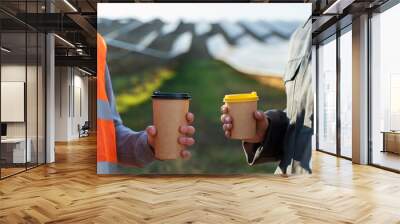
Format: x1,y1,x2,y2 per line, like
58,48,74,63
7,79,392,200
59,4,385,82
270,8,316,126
97,3,312,175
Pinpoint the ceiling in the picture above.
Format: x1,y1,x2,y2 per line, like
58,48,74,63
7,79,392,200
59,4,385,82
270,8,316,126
0,0,98,73
311,0,393,44
0,0,395,73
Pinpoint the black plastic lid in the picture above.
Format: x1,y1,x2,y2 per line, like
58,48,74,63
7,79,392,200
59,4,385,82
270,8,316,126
152,91,191,100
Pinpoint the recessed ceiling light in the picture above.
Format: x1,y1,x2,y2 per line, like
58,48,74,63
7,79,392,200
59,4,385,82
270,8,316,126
323,0,354,15
78,67,93,76
1,47,11,53
54,34,75,48
63,0,78,12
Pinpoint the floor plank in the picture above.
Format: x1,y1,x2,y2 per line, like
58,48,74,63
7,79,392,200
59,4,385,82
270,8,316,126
0,136,400,223
372,151,400,171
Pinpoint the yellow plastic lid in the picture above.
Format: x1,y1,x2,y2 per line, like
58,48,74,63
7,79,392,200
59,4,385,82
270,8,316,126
223,92,259,103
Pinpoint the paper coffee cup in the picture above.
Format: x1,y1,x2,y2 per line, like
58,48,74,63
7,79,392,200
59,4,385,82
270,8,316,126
152,91,191,160
223,92,259,140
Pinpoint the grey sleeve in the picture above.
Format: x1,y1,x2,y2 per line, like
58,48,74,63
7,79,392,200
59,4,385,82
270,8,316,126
105,65,155,167
242,109,289,165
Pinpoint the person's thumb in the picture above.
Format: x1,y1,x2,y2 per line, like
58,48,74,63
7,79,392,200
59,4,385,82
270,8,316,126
146,126,156,147
254,111,268,131
254,111,266,122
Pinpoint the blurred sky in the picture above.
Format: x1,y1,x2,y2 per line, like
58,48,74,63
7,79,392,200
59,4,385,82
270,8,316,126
98,3,311,23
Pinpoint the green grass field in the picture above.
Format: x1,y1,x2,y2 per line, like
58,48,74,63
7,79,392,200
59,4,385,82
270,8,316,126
111,58,286,174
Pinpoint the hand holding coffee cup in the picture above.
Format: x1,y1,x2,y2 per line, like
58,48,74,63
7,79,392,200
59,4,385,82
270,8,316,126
146,112,195,159
220,92,269,143
151,91,195,160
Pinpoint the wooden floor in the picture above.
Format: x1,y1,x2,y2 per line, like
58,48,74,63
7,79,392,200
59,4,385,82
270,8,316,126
1,167,26,178
1,136,400,223
372,151,400,171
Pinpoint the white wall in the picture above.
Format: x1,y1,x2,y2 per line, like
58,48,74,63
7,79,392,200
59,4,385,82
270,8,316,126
1,65,42,138
1,65,26,138
54,67,89,141
72,73,89,138
1,63,46,164
55,67,70,141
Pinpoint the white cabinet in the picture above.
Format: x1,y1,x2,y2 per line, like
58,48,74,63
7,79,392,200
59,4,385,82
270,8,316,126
1,138,32,163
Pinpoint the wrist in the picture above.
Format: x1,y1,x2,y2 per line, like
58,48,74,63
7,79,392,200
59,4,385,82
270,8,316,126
146,135,155,153
259,116,270,143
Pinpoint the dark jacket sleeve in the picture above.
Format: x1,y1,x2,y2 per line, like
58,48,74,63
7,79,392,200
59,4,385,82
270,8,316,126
242,109,289,165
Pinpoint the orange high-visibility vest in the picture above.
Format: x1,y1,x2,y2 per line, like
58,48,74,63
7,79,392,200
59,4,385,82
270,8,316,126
97,34,118,173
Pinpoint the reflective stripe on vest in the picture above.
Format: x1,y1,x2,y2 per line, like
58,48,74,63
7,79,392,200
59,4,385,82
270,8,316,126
97,34,117,164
